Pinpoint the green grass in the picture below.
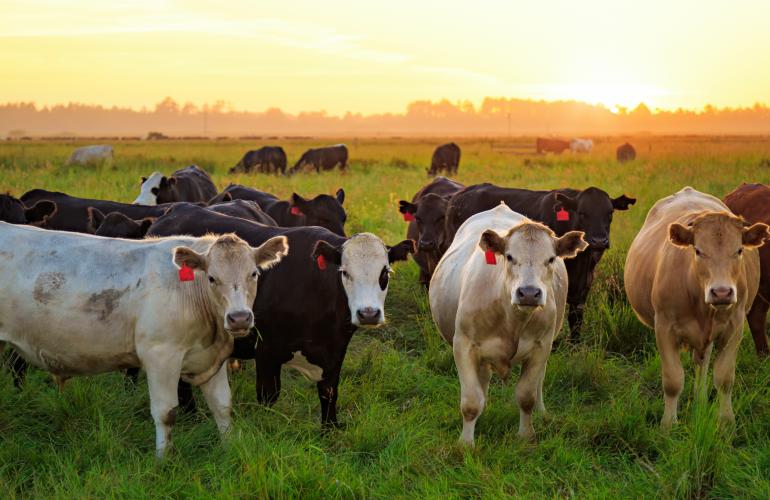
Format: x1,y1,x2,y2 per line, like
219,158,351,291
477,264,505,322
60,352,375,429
2,137,770,498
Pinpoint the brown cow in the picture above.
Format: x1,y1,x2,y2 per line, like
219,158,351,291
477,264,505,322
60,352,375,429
536,138,570,154
616,142,636,162
625,187,768,429
428,143,461,176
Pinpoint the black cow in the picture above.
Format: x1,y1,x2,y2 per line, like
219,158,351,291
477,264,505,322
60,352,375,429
87,208,156,238
0,193,57,227
134,165,218,205
290,144,348,174
230,147,288,175
445,184,636,339
616,143,636,163
398,177,465,286
146,203,414,426
428,143,461,176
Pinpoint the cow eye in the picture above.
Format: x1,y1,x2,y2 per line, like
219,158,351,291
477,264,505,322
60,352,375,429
379,266,390,290
208,276,217,284
737,248,743,256
151,187,159,195
341,270,350,280
251,270,259,278
547,256,556,265
694,248,701,257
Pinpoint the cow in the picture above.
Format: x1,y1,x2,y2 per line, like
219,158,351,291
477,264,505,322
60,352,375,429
398,177,465,286
0,222,289,457
536,138,570,154
624,187,768,429
289,144,348,174
146,203,415,426
616,142,636,163
430,203,587,445
724,183,770,355
428,143,461,176
133,165,218,205
67,145,113,165
569,138,593,153
230,147,287,175
445,183,635,339
211,184,346,236
0,193,57,227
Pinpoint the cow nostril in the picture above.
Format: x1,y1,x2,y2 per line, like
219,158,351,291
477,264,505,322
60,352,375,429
227,311,253,326
516,286,542,302
356,307,381,322
710,287,733,299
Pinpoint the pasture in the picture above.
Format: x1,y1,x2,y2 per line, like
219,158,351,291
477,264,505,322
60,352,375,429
2,136,770,498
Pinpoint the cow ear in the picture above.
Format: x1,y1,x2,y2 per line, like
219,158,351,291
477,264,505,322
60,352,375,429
554,193,577,210
555,231,588,259
312,240,342,266
24,200,56,226
159,176,168,188
168,177,177,186
388,239,416,263
87,207,106,233
742,222,770,248
138,218,156,236
141,176,147,185
398,200,418,215
291,192,309,209
336,188,345,205
254,235,289,270
612,194,636,211
207,191,232,205
173,246,208,271
669,223,694,247
479,229,506,255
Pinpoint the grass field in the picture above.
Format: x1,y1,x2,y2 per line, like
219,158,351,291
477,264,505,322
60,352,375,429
2,136,770,498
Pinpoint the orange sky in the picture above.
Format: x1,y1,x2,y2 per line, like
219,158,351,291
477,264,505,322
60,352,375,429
1,0,769,115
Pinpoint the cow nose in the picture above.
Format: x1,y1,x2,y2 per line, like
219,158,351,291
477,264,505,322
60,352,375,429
589,237,610,249
356,307,381,325
419,239,435,250
709,286,734,305
226,310,254,329
515,286,543,306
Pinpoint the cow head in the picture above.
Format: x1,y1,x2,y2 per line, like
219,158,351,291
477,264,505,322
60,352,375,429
399,193,451,252
0,194,56,226
133,172,163,205
87,207,155,239
479,222,587,307
155,175,182,204
290,189,347,236
554,187,635,250
173,234,289,336
669,212,769,307
312,233,415,326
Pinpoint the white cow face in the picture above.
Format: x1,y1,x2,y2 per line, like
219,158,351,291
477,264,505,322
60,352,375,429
479,222,587,307
312,233,415,327
133,172,163,205
173,234,289,336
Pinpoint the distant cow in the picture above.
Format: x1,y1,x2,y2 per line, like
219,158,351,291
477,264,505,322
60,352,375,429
724,183,770,355
290,144,348,174
428,143,461,176
536,138,570,154
0,193,57,227
616,142,636,162
445,183,635,339
0,223,289,457
625,187,768,429
230,147,287,175
431,203,587,445
570,138,593,153
134,165,217,205
398,176,465,286
67,145,113,165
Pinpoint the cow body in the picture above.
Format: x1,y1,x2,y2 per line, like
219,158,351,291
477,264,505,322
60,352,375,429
569,138,593,153
290,144,348,174
616,142,636,162
625,187,768,428
428,143,461,176
67,145,113,165
230,147,287,175
536,138,570,154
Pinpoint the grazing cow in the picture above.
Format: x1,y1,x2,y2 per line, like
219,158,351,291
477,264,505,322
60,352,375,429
724,183,770,355
0,193,57,227
67,145,113,165
536,138,570,154
290,144,348,174
569,138,593,153
431,203,587,445
134,165,217,205
398,177,465,286
625,187,768,429
616,142,636,163
428,143,461,176
212,184,346,236
230,147,287,175
445,183,635,339
0,223,289,457
146,203,414,426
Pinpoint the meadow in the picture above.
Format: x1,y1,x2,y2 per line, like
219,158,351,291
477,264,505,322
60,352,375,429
1,136,770,498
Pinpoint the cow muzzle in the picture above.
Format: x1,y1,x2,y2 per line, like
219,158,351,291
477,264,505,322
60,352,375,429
355,307,383,326
418,239,436,251
225,309,254,337
587,237,610,250
514,286,544,307
707,286,736,307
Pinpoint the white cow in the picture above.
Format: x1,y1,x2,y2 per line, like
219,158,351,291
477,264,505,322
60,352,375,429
67,145,114,165
0,223,288,457
570,138,593,153
133,171,164,205
430,203,587,445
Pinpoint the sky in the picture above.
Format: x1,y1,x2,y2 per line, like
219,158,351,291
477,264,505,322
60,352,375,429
1,0,769,115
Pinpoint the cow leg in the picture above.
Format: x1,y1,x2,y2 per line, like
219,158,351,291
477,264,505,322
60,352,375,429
692,342,713,405
199,362,232,436
125,367,140,386
454,333,484,446
142,350,183,458
567,304,585,340
713,325,743,426
746,297,770,356
656,322,683,430
535,356,549,414
317,373,341,428
8,349,28,388
178,380,197,414
255,362,281,405
517,346,548,440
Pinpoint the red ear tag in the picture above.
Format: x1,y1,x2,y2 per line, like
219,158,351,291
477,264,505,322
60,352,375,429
556,208,570,222
316,254,327,270
290,206,303,216
403,212,415,222
484,249,497,265
178,264,195,282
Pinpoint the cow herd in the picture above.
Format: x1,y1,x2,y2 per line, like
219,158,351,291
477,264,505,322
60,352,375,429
1,152,770,457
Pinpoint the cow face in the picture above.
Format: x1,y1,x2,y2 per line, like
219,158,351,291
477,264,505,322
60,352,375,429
669,212,769,307
87,207,155,239
555,187,635,250
0,194,56,226
312,234,415,326
173,234,289,336
133,172,163,205
290,189,347,236
480,222,587,307
399,194,450,252
155,175,180,204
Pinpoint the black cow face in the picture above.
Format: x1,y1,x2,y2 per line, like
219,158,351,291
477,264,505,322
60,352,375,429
399,193,450,251
0,194,56,226
290,189,347,236
155,176,179,204
554,187,635,250
87,207,155,239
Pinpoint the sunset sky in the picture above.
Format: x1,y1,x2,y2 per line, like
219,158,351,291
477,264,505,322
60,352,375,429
1,0,769,115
